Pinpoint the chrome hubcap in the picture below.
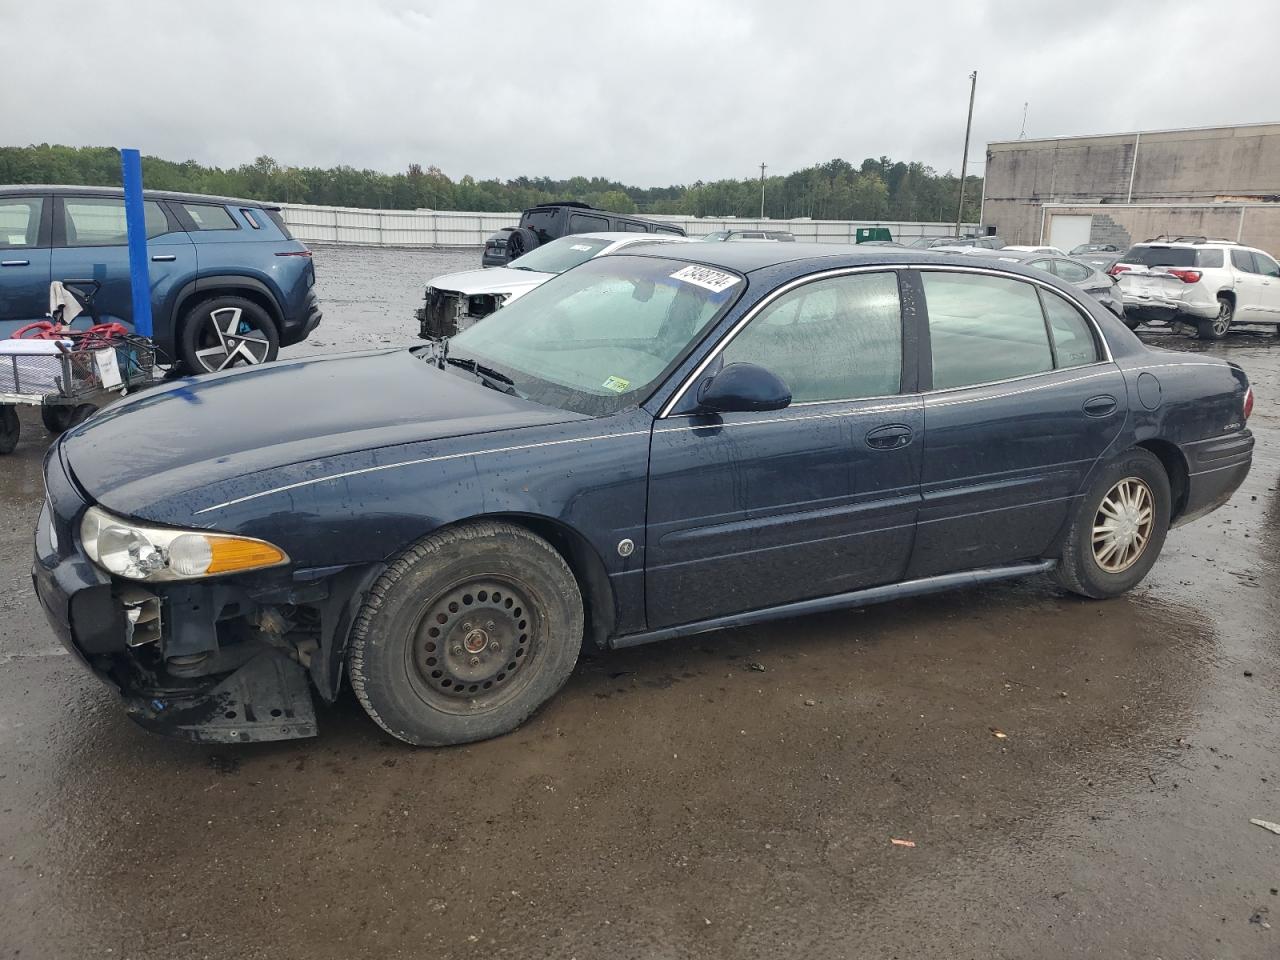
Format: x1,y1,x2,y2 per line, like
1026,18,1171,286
1092,477,1154,573
194,307,271,371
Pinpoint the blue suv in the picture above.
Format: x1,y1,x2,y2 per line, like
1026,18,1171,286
0,185,320,372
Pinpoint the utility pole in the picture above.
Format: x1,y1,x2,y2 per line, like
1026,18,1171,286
956,70,977,238
1018,102,1028,139
760,162,767,219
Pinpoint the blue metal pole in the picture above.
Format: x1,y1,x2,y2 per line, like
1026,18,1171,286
120,148,153,338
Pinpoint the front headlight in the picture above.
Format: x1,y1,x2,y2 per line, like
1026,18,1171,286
79,506,288,582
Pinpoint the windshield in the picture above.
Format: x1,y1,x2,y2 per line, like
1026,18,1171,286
507,235,612,274
1123,245,1198,267
446,255,743,416
702,231,730,241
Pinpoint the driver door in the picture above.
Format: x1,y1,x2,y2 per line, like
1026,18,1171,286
644,270,923,630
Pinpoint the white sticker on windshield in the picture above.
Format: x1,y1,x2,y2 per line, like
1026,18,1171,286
601,376,631,393
670,264,740,293
570,244,594,252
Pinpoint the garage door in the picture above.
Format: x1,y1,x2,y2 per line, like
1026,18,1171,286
1049,215,1093,254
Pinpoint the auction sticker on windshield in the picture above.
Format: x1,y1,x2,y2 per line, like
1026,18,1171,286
670,265,740,293
601,376,631,393
570,244,594,252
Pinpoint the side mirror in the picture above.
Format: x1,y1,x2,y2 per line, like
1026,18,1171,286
698,362,791,413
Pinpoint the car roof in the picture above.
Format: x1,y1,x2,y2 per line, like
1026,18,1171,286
571,232,686,243
620,241,1054,275
0,183,275,209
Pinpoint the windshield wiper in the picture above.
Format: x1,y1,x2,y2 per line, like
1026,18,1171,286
443,355,520,394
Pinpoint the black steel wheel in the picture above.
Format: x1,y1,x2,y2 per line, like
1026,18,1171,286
348,522,583,746
179,296,279,373
407,578,539,706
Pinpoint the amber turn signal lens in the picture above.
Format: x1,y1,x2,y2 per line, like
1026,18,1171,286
206,537,287,574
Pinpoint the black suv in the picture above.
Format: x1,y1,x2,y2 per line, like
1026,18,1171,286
489,201,684,264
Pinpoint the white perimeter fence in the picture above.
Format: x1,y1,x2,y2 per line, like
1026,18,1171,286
278,203,979,248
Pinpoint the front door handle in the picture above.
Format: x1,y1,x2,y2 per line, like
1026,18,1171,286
1083,395,1118,417
151,254,177,262
865,423,914,450
1,259,30,267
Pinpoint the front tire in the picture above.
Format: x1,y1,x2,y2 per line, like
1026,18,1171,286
1057,448,1171,599
348,522,583,746
178,296,279,374
1196,296,1233,340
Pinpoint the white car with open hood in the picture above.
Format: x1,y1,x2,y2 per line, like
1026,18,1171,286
416,232,690,339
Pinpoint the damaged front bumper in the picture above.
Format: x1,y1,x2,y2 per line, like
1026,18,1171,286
416,287,505,339
31,452,375,744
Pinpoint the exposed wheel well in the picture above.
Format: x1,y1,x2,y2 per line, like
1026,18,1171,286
448,514,617,651
1137,439,1189,521
1217,289,1236,307
178,287,283,335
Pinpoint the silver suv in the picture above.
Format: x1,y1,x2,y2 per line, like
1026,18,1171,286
1114,236,1280,340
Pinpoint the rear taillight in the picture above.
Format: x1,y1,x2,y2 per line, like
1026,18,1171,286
1166,268,1202,284
275,249,313,258
1107,264,1130,276
1244,386,1254,421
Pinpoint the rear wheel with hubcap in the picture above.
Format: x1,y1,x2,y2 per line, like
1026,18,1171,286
1057,448,1171,599
1195,296,1233,340
348,522,583,746
179,296,279,373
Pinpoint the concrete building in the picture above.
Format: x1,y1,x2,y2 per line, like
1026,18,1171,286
981,122,1280,255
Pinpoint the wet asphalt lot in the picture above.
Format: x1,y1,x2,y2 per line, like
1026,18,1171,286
2,247,1279,959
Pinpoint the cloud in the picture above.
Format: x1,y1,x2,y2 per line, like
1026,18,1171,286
7,0,1276,186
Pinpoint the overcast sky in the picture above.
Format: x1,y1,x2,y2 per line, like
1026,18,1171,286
9,0,1278,186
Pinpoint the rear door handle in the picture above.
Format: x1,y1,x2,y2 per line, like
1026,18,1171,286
865,423,914,449
151,254,177,262
1,259,30,267
1083,395,1118,417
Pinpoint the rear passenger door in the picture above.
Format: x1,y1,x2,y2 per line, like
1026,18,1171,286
908,269,1128,578
1229,249,1267,321
50,195,194,331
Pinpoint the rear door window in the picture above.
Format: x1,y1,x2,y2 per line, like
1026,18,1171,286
0,197,44,248
620,221,649,233
61,197,169,246
1231,249,1257,272
1040,290,1100,369
923,272,1053,389
721,272,902,402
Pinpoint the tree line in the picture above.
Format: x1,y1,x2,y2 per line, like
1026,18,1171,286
0,144,983,222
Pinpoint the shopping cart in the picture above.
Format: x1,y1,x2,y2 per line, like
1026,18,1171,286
0,280,158,454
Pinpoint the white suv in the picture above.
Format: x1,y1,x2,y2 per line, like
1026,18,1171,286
1114,237,1280,340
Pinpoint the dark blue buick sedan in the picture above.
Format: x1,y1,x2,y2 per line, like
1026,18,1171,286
34,244,1254,745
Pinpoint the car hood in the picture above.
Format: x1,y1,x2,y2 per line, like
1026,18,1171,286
429,266,553,297
61,348,585,518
